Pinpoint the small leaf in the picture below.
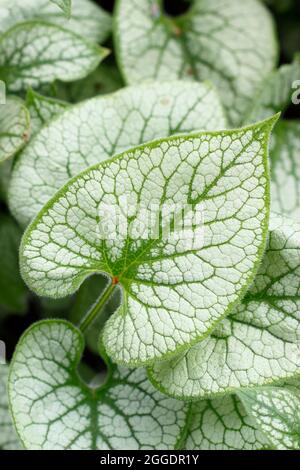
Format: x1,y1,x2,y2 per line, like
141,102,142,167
20,117,276,366
0,365,21,449
270,120,300,219
0,0,111,44
0,97,30,163
9,81,227,227
239,385,300,450
26,89,68,136
8,320,188,450
186,396,268,450
0,213,28,314
247,55,300,122
0,21,109,92
114,0,277,125
149,214,300,398
50,0,71,18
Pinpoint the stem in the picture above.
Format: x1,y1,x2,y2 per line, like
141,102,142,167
79,282,116,333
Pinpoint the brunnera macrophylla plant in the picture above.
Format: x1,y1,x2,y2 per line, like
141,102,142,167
0,0,300,452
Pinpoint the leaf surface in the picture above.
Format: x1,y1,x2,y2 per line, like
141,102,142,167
0,21,109,92
0,97,30,163
186,396,268,450
149,214,300,398
247,55,300,122
7,320,270,450
270,121,300,220
9,81,226,227
50,0,71,18
8,320,188,450
26,89,68,136
20,117,275,365
0,0,111,43
0,365,21,449
114,0,277,125
239,384,300,450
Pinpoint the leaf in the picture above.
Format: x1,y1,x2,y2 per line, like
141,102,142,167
0,213,28,314
8,320,189,450
26,89,68,136
7,321,269,451
9,81,227,227
239,385,300,450
0,21,109,92
149,214,300,399
20,116,277,366
270,120,300,220
247,55,300,122
0,97,30,163
114,0,277,125
0,365,21,449
185,396,268,450
50,0,71,18
0,0,111,44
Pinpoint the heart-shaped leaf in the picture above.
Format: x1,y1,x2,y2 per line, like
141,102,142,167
26,89,68,136
270,121,300,220
114,0,277,125
7,321,269,450
149,214,300,398
8,320,189,450
0,21,109,92
0,97,30,163
20,117,276,366
50,0,71,18
0,365,21,449
239,384,300,450
0,0,111,44
9,81,226,227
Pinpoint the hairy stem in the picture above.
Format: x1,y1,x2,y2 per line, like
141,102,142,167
79,281,116,333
